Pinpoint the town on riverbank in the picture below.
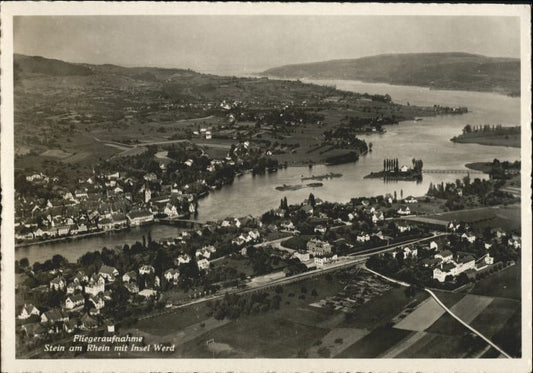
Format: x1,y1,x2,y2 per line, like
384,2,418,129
16,163,522,358
12,53,523,361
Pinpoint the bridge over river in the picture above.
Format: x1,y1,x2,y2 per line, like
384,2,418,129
423,169,484,174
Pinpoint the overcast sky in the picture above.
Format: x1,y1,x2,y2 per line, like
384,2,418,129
14,16,520,74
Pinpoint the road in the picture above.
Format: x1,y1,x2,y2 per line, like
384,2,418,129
94,136,231,151
254,236,296,253
361,263,512,359
146,233,445,319
425,288,512,358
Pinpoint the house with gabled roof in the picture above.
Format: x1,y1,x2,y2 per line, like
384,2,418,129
99,265,119,282
139,289,158,298
63,318,79,333
197,258,210,271
139,265,155,275
85,274,105,296
18,304,40,320
66,282,83,294
164,268,180,284
50,276,66,291
65,293,85,310
89,294,105,310
434,250,453,263
127,209,154,226
124,282,139,294
41,309,69,324
80,314,98,330
73,270,88,285
122,271,138,283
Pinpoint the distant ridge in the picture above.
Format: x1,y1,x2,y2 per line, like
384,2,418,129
13,54,194,80
262,52,520,96
14,54,94,77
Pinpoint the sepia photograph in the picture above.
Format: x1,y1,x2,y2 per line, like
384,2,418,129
1,2,531,372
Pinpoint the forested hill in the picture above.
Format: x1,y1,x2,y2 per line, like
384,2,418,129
262,53,520,96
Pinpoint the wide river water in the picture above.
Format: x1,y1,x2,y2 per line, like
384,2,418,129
16,79,521,264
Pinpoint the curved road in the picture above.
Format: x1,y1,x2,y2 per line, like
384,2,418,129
363,264,512,359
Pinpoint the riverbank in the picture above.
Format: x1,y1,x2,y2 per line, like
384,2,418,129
15,228,129,248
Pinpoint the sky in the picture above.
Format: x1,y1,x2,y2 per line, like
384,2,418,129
14,15,520,74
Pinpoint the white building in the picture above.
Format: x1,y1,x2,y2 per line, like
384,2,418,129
197,259,210,271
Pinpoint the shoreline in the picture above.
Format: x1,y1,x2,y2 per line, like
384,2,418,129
451,136,520,148
264,75,519,98
14,227,137,249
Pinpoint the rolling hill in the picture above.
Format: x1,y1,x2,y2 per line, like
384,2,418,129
262,53,520,96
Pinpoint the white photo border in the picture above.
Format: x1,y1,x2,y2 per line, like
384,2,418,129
1,2,531,373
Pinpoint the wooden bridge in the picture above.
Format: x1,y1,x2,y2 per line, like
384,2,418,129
423,169,483,174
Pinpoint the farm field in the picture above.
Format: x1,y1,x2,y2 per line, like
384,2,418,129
341,286,429,330
394,296,446,332
181,312,328,358
426,294,493,336
468,263,521,300
401,332,486,358
134,302,212,335
337,326,412,358
306,328,369,357
430,289,466,308
380,331,426,358
469,297,520,339
491,307,522,357
421,205,521,232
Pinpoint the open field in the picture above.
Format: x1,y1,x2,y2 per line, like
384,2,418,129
337,326,412,358
380,331,425,358
211,256,256,278
469,297,520,339
418,205,521,232
469,264,521,300
447,294,494,323
426,295,493,336
491,307,522,357
392,198,447,215
306,327,369,357
341,286,429,330
400,332,486,358
430,290,466,308
181,313,327,358
41,149,72,159
394,296,446,332
134,302,212,335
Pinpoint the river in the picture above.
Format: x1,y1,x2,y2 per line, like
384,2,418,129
16,80,521,264
16,225,186,265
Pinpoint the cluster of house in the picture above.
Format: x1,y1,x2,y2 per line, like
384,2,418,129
17,262,186,339
15,169,200,242
193,245,218,271
232,229,261,247
414,237,499,283
17,135,277,244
